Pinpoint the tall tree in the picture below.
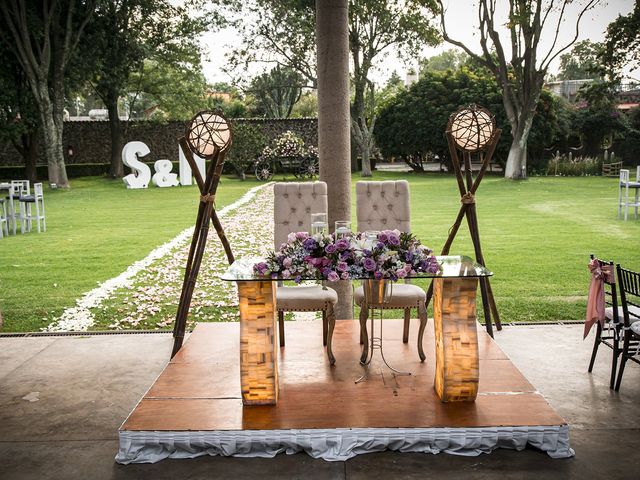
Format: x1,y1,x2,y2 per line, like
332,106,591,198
247,66,304,118
224,0,440,176
0,41,40,183
87,0,210,177
557,40,602,80
437,0,600,179
419,48,469,73
0,0,97,188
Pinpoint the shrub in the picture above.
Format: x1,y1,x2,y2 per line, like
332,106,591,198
374,68,574,173
225,123,267,178
546,154,602,176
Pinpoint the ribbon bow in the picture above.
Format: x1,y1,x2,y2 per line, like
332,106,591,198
584,259,614,339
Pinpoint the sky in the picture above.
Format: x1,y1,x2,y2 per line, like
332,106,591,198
199,0,638,87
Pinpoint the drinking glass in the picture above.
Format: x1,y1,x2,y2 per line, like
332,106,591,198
334,220,352,239
310,212,328,235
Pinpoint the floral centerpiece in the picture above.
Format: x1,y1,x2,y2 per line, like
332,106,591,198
253,229,440,282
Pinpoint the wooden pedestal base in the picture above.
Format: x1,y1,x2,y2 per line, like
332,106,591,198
433,277,479,402
238,281,278,405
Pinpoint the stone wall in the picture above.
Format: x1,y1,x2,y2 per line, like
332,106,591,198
0,118,318,167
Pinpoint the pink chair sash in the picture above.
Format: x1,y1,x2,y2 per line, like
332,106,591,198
584,259,614,339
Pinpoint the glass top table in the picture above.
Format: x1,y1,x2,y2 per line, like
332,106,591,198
220,255,492,282
221,254,492,406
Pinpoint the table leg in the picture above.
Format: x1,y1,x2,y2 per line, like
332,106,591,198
238,281,278,405
433,277,479,402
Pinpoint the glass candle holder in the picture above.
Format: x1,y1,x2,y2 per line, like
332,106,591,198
310,212,328,235
334,220,352,239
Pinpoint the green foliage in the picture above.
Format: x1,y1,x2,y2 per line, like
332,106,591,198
226,123,267,177
290,91,318,118
375,68,573,172
598,3,640,78
419,49,469,74
375,69,498,167
557,40,603,81
613,107,640,165
247,66,304,118
130,59,214,120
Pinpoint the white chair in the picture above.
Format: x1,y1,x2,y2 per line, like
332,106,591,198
354,180,428,361
618,167,640,221
21,183,46,233
274,182,338,364
6,180,29,234
0,197,8,238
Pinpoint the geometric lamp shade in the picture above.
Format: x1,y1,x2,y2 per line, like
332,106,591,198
448,104,495,153
186,110,233,158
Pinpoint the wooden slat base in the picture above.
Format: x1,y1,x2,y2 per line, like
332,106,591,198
238,281,278,405
433,277,480,402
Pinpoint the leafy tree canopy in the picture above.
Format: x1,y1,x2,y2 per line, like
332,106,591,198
557,40,603,81
374,68,572,170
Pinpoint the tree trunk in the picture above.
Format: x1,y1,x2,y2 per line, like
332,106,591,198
106,92,124,178
352,119,373,177
39,93,62,186
23,130,39,183
504,114,534,180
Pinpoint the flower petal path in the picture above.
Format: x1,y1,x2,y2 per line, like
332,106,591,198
46,183,276,332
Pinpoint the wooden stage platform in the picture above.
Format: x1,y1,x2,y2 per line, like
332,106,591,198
117,319,573,463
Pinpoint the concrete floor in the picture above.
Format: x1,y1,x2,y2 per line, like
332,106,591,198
0,324,638,479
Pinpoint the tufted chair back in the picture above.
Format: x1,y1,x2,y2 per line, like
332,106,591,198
355,180,410,232
274,182,328,249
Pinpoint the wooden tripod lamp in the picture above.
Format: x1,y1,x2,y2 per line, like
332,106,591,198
427,104,502,335
171,110,236,358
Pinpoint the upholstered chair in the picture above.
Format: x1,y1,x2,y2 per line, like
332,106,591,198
354,180,428,361
274,182,338,365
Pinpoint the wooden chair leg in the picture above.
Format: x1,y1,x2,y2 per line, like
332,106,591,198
610,336,620,390
278,311,285,347
614,338,630,391
359,305,369,364
326,304,336,365
588,322,602,372
322,310,328,346
417,302,427,363
403,308,410,343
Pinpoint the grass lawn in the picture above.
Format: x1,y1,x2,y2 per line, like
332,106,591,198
370,171,640,322
1,172,639,332
0,176,263,331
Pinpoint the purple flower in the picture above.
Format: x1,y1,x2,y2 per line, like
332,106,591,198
282,257,292,268
340,271,350,280
294,276,302,283
363,257,377,272
396,269,407,279
335,238,350,251
340,251,351,260
327,271,339,282
325,243,337,254
378,232,389,243
282,269,291,279
337,261,349,272
254,262,269,275
388,233,400,246
405,251,414,262
374,271,383,280
295,231,309,240
376,241,385,250
303,238,317,250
